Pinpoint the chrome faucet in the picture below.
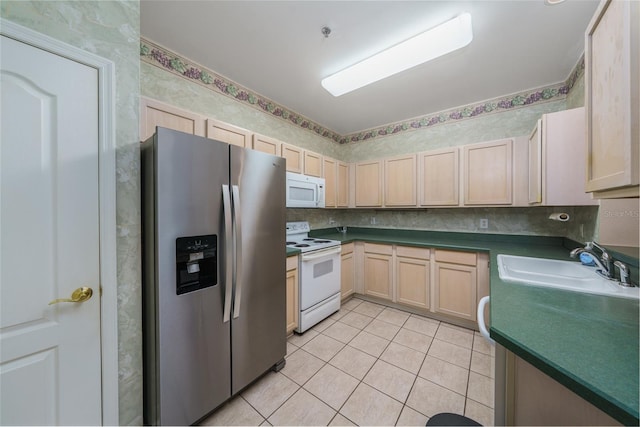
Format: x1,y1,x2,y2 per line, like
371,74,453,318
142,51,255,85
569,241,614,279
613,261,635,287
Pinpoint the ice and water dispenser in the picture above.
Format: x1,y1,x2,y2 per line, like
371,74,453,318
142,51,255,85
175,235,217,295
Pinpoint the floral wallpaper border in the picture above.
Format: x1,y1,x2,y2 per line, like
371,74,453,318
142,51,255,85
141,37,584,145
140,38,343,143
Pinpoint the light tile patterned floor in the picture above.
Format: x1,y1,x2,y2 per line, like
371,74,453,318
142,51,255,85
201,297,495,426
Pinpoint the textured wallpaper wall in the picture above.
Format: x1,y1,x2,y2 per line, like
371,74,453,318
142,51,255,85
143,54,598,243
287,206,598,242
1,1,143,424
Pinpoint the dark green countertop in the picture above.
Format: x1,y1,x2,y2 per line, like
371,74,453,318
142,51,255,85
286,247,301,257
312,227,639,425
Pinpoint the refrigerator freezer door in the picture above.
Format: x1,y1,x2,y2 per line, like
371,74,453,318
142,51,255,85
149,127,232,425
230,146,287,394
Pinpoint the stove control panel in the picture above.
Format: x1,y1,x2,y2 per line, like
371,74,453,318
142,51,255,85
286,221,310,234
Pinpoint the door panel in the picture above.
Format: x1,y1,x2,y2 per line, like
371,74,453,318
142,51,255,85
0,35,101,425
231,147,286,394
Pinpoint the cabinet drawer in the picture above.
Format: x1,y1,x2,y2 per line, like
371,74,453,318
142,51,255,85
435,249,476,266
341,242,354,255
396,246,430,259
364,242,393,255
286,255,298,271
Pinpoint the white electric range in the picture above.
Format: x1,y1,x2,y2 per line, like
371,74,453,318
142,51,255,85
286,222,341,332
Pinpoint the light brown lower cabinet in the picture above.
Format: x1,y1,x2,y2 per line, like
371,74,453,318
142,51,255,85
395,246,430,309
506,351,620,426
363,243,393,301
286,255,298,335
341,243,355,300
352,243,487,325
433,249,478,321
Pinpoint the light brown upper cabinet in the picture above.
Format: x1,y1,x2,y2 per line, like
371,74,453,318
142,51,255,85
281,143,303,173
323,157,337,207
355,160,384,207
385,154,417,206
304,151,322,177
337,162,349,208
140,96,205,141
419,147,459,206
463,139,513,205
528,108,597,206
206,118,251,148
585,0,639,198
252,133,282,156
395,246,430,310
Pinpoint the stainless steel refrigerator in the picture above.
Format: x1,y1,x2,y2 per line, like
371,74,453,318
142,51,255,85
141,127,286,426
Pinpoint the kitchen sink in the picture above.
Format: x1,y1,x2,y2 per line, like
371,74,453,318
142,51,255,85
497,254,639,299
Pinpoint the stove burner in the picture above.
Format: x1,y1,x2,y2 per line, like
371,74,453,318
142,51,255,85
286,241,297,245
295,244,310,248
303,238,316,241
313,240,331,243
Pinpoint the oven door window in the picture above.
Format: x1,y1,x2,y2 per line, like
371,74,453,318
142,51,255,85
299,251,341,311
313,259,333,277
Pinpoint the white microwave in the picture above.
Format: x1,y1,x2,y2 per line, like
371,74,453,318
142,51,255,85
286,172,325,208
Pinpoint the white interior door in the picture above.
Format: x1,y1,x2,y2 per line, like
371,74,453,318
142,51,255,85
0,35,102,425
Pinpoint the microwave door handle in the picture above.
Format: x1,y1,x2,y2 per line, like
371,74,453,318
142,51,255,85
232,185,242,319
222,185,233,323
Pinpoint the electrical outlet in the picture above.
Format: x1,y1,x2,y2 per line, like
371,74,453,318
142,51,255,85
371,216,376,225
328,217,336,225
480,218,488,229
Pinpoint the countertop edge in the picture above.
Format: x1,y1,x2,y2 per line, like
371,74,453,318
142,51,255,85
492,329,639,426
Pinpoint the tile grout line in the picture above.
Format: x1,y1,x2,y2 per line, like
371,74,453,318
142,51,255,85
275,298,492,426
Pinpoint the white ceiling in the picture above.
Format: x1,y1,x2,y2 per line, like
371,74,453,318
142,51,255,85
140,0,599,136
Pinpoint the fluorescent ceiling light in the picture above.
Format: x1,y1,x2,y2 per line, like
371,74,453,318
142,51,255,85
321,13,473,97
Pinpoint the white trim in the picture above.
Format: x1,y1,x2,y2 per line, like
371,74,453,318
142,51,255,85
0,18,119,425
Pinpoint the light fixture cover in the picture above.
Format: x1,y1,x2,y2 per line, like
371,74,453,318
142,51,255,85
322,13,473,97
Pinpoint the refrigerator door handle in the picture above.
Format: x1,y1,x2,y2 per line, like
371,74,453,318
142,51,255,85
232,185,243,319
222,184,233,323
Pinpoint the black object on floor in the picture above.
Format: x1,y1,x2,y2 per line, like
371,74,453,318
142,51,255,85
426,412,482,426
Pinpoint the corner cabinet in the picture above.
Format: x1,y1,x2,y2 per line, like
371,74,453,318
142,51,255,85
528,108,597,206
463,139,513,205
585,0,639,198
286,255,299,335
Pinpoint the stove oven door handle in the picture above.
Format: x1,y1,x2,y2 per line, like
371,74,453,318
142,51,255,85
222,185,233,323
300,246,342,261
